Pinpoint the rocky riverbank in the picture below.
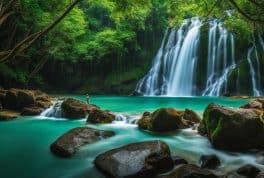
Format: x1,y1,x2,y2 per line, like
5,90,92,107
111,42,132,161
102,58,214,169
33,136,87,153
0,88,263,177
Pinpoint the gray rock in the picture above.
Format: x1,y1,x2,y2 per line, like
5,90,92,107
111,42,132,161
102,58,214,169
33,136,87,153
50,127,114,157
94,140,173,178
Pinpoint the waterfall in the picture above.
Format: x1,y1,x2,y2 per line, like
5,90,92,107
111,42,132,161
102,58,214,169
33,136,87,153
40,101,62,118
135,18,263,97
202,20,236,96
136,18,202,96
247,46,262,96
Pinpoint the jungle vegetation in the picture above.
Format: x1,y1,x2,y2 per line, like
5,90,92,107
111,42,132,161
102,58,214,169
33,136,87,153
0,0,263,94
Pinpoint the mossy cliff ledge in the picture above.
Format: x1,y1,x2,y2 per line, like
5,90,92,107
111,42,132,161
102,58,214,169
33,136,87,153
202,103,264,151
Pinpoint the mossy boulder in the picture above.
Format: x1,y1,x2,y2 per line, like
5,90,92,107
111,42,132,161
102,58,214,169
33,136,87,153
87,109,115,124
203,104,264,150
138,108,200,132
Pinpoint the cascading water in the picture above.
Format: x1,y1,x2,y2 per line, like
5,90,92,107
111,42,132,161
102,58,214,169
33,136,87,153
202,20,236,96
136,18,263,97
135,18,202,96
40,101,62,118
247,45,262,96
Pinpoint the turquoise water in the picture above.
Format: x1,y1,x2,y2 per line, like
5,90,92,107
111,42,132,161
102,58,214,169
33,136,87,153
0,96,262,178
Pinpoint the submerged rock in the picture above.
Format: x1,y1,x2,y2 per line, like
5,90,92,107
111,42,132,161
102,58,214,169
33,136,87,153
50,127,114,157
87,109,115,124
236,164,260,178
94,140,173,178
0,110,20,121
137,108,200,132
203,104,264,150
199,154,220,169
61,98,98,119
158,164,218,178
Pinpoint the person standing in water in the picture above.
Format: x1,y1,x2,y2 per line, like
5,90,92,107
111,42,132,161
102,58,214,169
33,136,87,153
86,94,90,104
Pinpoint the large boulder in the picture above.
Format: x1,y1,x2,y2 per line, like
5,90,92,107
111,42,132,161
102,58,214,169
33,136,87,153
150,108,188,132
87,109,115,124
3,88,35,110
0,110,20,121
158,164,218,178
94,140,174,178
61,98,98,119
50,127,114,157
138,108,200,132
203,104,264,150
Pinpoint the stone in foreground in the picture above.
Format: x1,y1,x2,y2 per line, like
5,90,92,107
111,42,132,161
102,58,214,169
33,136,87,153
50,127,114,157
158,164,218,178
203,104,264,150
94,140,173,178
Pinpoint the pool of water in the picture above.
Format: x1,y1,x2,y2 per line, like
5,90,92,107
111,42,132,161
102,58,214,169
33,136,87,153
0,96,262,178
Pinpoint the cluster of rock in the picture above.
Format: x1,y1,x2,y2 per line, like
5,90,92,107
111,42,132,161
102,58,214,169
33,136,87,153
0,88,53,120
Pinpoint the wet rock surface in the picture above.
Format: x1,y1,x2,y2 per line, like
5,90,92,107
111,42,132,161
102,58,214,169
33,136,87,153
203,104,264,150
94,140,173,178
138,108,201,132
50,127,114,157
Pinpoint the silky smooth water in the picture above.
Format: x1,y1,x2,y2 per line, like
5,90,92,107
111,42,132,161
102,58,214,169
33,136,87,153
0,96,263,178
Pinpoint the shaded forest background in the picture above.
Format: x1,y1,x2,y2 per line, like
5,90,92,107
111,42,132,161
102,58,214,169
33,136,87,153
0,0,263,94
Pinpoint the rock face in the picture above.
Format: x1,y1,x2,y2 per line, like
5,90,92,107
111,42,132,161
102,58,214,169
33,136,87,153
203,104,264,150
94,140,174,178
3,88,35,110
87,109,115,123
236,164,260,178
158,164,218,178
50,127,114,157
61,98,98,119
138,108,200,132
21,106,44,116
199,154,220,169
0,110,20,121
0,88,53,116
